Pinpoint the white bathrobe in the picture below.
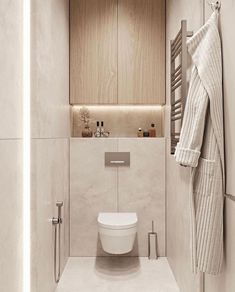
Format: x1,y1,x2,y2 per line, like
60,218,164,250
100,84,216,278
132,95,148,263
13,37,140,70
175,12,225,275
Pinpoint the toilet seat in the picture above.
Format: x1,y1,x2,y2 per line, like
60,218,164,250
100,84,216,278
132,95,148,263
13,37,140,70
98,212,137,230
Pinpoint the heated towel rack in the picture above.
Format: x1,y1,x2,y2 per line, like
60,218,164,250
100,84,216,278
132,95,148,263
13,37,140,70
170,20,193,154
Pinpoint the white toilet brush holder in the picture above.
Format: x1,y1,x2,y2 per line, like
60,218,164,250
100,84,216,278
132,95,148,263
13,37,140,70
148,221,158,260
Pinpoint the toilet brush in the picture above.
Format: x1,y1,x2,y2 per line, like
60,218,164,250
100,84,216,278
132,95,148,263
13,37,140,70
148,220,158,260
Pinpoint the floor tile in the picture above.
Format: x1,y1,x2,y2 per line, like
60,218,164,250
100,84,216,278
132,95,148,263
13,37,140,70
56,257,180,292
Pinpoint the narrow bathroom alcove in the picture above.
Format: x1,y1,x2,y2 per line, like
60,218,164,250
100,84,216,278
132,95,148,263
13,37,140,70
2,0,235,292
52,0,175,290
29,0,235,292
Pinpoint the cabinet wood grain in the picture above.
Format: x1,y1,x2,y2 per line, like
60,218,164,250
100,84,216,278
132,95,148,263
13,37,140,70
118,0,165,104
70,0,118,104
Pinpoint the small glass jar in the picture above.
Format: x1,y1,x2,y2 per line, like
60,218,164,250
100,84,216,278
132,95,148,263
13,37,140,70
82,125,93,137
143,130,149,137
137,128,143,137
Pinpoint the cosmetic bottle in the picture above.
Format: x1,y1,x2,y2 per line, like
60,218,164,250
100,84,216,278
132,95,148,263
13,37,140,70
137,128,143,137
149,124,156,137
94,121,101,137
143,129,149,137
100,121,105,137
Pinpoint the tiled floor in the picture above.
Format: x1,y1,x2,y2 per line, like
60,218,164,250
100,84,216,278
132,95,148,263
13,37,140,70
56,257,180,292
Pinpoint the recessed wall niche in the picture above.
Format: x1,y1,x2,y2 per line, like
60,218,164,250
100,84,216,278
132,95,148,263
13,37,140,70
71,105,165,138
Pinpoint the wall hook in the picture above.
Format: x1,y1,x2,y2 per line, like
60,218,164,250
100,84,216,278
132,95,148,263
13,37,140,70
208,1,221,12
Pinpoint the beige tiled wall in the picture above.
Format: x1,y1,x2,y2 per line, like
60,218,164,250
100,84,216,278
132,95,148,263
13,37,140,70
70,138,165,257
30,1,70,292
31,0,70,139
70,138,118,256
31,139,69,292
204,2,235,292
118,138,166,256
0,1,23,291
0,0,23,140
72,106,164,138
0,141,23,292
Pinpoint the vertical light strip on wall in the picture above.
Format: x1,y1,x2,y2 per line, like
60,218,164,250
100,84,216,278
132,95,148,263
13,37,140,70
23,0,31,291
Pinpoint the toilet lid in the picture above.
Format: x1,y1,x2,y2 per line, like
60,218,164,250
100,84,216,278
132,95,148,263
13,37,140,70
98,213,138,230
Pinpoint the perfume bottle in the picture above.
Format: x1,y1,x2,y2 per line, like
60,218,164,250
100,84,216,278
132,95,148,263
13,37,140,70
94,121,101,137
100,121,105,137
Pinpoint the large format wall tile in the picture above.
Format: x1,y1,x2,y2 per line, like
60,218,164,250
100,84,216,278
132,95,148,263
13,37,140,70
70,138,118,256
166,141,200,292
0,140,22,292
205,201,235,292
218,1,235,196
118,138,165,256
31,0,70,138
70,138,166,257
0,1,22,139
0,2,23,292
31,139,69,292
204,2,235,292
30,2,70,292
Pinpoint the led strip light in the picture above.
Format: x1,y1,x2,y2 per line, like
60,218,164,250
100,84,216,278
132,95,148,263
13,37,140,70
72,105,163,110
23,0,31,291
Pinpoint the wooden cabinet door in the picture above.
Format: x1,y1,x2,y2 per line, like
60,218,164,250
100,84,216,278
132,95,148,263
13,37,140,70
70,0,118,104
118,0,165,104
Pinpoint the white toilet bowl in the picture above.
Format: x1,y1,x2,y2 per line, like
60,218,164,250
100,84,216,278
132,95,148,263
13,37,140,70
98,212,137,255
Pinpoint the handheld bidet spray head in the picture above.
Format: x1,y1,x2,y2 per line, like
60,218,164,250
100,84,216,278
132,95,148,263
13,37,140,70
56,201,63,223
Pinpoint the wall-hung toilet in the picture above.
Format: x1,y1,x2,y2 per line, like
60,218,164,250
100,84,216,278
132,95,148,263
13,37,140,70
98,212,138,254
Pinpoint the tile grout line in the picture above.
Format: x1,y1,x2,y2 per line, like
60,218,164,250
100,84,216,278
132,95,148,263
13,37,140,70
0,138,23,141
117,138,119,212
117,0,118,104
31,137,70,140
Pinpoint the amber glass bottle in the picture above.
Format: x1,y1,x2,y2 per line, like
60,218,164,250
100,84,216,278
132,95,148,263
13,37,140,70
149,124,156,137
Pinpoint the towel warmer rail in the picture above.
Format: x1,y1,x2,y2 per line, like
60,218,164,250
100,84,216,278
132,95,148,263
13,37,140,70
171,15,235,202
170,20,193,154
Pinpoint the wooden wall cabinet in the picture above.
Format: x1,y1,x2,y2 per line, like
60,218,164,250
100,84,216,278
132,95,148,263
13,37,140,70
70,0,165,105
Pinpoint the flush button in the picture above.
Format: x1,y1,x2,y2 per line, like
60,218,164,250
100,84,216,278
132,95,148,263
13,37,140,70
105,152,130,167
